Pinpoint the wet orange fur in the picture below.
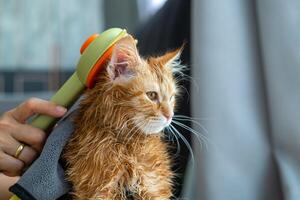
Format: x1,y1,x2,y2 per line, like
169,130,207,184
63,35,182,200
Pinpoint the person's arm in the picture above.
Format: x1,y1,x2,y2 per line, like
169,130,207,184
0,173,19,200
0,98,67,199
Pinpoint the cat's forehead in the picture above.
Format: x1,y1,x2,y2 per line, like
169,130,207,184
140,59,176,94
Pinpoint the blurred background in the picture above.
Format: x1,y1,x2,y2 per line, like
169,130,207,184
2,0,300,199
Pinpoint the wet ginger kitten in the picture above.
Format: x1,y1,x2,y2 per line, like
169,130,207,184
63,35,183,200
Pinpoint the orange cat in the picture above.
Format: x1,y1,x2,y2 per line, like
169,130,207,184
63,34,183,200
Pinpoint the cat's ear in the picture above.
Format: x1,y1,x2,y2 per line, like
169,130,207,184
107,35,141,82
158,45,185,74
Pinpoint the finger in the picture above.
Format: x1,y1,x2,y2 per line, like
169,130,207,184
17,145,38,166
11,123,47,152
0,135,21,157
0,152,24,176
7,98,67,123
0,135,38,166
0,173,19,199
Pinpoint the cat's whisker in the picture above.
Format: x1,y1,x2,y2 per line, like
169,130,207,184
165,126,181,156
172,119,208,150
172,119,209,141
124,123,142,143
120,119,139,141
163,126,173,142
125,126,140,145
118,117,135,130
112,114,125,130
171,120,211,151
173,114,215,121
116,117,139,139
144,116,196,156
123,119,146,146
172,116,209,135
169,124,195,164
132,120,153,151
177,85,190,102
174,69,200,92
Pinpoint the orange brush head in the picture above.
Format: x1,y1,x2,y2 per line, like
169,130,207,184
86,45,114,88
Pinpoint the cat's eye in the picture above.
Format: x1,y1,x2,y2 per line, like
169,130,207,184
146,91,159,102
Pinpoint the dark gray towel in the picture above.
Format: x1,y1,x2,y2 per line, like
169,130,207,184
9,105,79,200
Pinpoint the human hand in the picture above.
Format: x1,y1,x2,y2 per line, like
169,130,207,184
0,98,67,176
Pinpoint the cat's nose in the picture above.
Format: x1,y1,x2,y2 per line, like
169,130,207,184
163,112,174,122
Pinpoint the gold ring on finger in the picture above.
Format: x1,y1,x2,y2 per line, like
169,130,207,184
15,143,25,158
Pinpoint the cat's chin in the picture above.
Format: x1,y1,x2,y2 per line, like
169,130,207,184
135,122,161,134
139,123,169,135
136,118,171,135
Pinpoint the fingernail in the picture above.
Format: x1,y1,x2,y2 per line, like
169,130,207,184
55,106,67,114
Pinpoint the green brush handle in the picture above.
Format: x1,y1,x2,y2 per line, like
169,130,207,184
30,72,85,131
